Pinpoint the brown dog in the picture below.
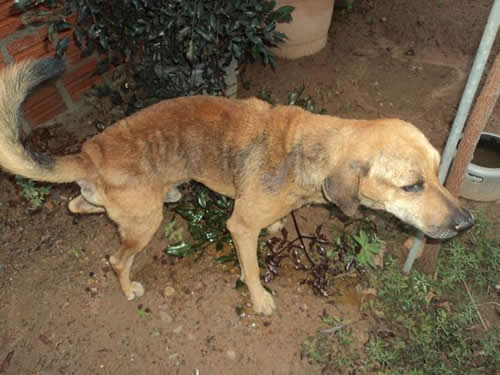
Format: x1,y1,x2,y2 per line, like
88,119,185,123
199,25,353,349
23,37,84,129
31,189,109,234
0,58,473,315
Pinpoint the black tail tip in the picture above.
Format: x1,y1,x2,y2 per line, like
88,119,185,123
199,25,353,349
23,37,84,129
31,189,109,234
32,57,65,81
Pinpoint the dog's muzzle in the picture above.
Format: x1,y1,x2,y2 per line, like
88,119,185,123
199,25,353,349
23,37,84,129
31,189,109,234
426,208,475,240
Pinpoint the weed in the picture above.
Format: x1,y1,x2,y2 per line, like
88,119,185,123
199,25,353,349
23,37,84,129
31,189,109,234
286,85,326,114
164,219,184,243
302,333,332,365
352,229,382,268
439,212,499,289
256,88,278,105
334,220,382,272
67,248,83,258
136,304,150,319
302,312,358,369
15,176,51,209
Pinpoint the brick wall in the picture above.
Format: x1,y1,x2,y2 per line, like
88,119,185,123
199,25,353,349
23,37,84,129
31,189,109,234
0,1,106,130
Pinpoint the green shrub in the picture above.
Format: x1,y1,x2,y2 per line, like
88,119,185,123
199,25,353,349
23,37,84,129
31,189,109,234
14,0,293,104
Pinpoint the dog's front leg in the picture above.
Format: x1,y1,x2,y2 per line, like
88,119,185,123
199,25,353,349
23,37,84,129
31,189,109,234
227,202,277,315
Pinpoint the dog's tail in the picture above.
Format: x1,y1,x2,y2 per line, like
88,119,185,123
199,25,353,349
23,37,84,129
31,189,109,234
0,58,86,183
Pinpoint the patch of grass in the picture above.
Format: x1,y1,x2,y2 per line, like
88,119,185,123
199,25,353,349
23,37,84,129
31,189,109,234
15,176,51,209
302,312,363,371
439,212,499,289
302,333,333,365
303,214,499,374
67,248,83,258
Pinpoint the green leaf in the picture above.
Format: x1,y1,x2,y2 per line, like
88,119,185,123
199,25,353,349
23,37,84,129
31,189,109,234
196,190,207,208
166,241,200,257
55,21,73,32
74,28,85,46
235,279,245,289
47,23,57,44
13,0,34,12
196,29,212,41
272,5,294,23
231,42,242,58
216,254,237,264
326,249,337,258
164,219,177,237
55,37,69,58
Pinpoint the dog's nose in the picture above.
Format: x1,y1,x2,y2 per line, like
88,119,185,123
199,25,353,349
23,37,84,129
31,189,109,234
454,208,475,232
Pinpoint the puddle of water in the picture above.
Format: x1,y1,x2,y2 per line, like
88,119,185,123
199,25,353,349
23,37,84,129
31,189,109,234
471,136,500,168
332,278,361,306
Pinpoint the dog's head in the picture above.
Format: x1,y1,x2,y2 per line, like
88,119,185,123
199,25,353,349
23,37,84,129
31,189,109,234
322,119,474,239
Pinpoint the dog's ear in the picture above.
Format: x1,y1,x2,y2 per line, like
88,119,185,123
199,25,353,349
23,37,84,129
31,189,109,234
322,162,367,217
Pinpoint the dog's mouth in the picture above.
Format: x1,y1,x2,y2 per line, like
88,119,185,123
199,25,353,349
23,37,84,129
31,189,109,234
423,227,459,240
420,210,475,240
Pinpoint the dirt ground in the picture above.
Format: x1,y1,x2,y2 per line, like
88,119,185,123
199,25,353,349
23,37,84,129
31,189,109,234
1,0,499,374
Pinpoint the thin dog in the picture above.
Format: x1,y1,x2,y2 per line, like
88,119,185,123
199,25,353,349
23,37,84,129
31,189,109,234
0,58,473,315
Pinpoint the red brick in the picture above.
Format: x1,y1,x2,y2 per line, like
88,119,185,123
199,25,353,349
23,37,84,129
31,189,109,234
23,83,67,125
7,28,55,61
0,3,24,38
62,59,105,102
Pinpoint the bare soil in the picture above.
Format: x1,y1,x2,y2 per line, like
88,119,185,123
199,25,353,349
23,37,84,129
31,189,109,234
1,0,499,374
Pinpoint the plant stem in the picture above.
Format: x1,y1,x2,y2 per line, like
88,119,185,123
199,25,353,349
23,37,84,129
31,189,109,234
463,280,489,331
290,210,316,266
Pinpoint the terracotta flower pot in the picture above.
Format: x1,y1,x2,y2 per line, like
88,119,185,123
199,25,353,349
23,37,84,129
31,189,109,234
274,0,335,59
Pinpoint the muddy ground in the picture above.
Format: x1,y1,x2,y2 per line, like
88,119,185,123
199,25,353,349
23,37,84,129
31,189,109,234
1,0,499,374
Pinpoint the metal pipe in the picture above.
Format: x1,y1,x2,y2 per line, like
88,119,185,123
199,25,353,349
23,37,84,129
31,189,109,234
446,53,500,197
439,0,500,182
403,0,500,273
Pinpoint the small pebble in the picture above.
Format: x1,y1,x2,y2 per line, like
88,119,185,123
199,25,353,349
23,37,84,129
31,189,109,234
159,311,173,324
163,286,176,297
226,350,237,361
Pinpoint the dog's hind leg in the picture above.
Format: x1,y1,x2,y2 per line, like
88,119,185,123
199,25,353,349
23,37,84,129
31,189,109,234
68,194,105,214
106,197,164,300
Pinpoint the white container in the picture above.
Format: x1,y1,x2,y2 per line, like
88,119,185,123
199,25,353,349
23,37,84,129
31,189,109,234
459,132,500,202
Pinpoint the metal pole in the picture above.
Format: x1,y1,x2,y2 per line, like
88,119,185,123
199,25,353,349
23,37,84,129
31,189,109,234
403,0,500,273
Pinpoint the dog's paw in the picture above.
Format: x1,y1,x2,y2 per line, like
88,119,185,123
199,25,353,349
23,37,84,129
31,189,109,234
164,187,182,203
252,290,276,316
126,281,145,300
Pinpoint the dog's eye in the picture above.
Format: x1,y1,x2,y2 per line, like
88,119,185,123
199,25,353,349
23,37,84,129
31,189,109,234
401,181,424,193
